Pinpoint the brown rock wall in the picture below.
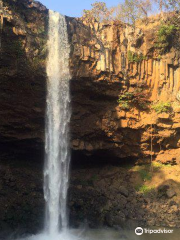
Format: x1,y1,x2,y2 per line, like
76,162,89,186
1,1,180,164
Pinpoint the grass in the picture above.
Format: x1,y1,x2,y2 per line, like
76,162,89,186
152,162,172,171
130,165,152,181
135,184,155,195
131,162,172,176
123,161,174,196
139,169,152,181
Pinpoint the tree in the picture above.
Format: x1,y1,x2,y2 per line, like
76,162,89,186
82,1,114,23
82,0,180,27
155,0,180,12
115,0,152,26
136,0,152,18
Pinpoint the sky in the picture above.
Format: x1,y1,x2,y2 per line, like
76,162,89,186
39,0,123,17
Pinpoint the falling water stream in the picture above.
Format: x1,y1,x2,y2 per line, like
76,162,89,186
16,10,76,240
44,10,71,236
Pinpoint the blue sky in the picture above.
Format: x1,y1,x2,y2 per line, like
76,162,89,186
39,0,123,17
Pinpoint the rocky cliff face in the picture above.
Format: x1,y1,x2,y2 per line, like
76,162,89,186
1,0,180,234
68,14,180,164
0,0,47,160
1,0,180,164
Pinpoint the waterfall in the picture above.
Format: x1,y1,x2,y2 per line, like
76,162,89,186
15,10,84,240
44,10,71,235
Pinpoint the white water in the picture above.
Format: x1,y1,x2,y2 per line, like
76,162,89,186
44,10,71,236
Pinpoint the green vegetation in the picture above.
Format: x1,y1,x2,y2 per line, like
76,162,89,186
131,161,173,195
135,184,155,195
158,24,177,38
118,89,150,110
152,161,172,171
119,102,131,110
131,165,152,181
37,26,46,35
151,101,171,114
118,92,133,110
139,169,152,181
155,24,178,54
133,166,154,194
128,51,146,63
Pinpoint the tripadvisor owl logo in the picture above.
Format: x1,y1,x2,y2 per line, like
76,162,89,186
135,227,174,235
135,227,144,235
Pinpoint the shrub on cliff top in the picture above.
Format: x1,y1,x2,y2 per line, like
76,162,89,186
155,23,178,54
